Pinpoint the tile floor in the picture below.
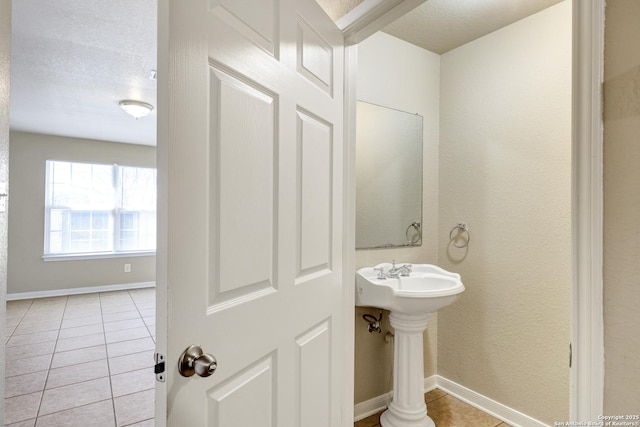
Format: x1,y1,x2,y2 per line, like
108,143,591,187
355,388,513,427
6,289,511,427
5,288,156,427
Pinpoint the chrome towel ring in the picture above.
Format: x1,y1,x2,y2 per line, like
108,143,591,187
405,221,422,245
449,223,470,248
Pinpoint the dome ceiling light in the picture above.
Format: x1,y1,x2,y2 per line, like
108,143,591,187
119,100,153,119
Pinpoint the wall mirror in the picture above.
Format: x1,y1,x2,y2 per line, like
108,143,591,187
356,101,423,249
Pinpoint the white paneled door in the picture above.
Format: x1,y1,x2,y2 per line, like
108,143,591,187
162,0,346,425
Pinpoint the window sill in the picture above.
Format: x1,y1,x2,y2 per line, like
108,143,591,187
43,251,156,262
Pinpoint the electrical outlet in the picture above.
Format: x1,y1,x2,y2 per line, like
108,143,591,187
124,263,131,273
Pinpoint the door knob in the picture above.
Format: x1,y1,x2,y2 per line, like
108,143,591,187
178,345,217,378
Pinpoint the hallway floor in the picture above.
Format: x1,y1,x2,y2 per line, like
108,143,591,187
355,389,512,427
5,288,156,426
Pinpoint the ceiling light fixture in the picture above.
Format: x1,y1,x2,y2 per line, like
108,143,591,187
119,100,153,119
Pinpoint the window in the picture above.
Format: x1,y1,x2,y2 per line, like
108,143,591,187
44,160,156,258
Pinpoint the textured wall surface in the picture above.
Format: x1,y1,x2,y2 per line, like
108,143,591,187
437,2,572,424
355,32,440,404
0,0,10,417
8,132,156,294
603,0,640,413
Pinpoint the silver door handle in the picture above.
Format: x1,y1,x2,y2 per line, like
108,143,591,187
178,345,217,378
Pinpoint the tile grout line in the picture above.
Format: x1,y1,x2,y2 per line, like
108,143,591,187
5,298,34,344
100,291,120,427
129,289,155,341
35,295,68,423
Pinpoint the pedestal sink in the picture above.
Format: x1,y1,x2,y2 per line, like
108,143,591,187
355,263,465,427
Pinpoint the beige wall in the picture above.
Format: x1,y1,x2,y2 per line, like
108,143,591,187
355,32,440,404
1,0,10,415
603,0,640,413
437,2,571,424
8,132,156,295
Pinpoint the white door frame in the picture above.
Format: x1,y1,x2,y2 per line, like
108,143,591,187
571,0,605,420
155,0,605,424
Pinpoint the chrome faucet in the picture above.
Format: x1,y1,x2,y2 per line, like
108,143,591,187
386,261,413,278
373,267,387,279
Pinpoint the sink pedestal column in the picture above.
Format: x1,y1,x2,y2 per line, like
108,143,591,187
380,312,434,427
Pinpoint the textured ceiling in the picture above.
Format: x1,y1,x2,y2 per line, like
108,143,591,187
11,0,564,146
383,0,565,54
10,0,157,146
317,0,366,21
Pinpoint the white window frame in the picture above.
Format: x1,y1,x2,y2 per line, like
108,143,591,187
43,160,157,260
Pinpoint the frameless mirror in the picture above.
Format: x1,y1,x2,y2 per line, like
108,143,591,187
356,101,423,249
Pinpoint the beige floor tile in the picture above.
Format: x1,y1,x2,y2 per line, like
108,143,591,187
5,391,42,425
111,367,155,397
138,308,155,318
6,314,26,327
30,296,67,306
13,320,61,335
102,310,141,323
133,300,155,310
7,299,34,312
109,350,155,375
107,336,156,358
55,332,106,352
130,287,154,294
39,377,112,416
103,317,146,332
6,330,58,347
6,341,56,361
123,419,155,427
6,324,17,338
64,302,100,312
61,314,103,329
6,354,52,377
19,313,63,325
63,307,102,320
50,345,107,369
105,326,150,344
427,394,502,427
101,303,138,315
46,359,109,390
99,294,132,303
57,323,104,339
5,371,48,398
35,399,115,427
6,419,36,427
66,293,101,305
114,389,155,427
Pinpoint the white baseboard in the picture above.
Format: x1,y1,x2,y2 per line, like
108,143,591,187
7,281,156,301
354,375,548,427
437,376,548,427
353,391,392,422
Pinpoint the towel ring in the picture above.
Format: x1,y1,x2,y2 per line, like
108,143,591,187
405,221,421,245
449,223,470,248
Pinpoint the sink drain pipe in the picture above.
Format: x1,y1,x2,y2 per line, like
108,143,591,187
362,310,383,333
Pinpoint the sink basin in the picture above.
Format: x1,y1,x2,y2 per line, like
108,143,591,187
356,263,464,314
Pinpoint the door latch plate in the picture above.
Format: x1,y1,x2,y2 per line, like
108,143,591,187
155,353,166,382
